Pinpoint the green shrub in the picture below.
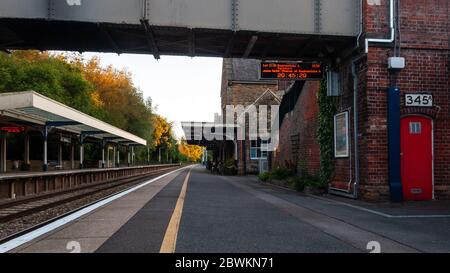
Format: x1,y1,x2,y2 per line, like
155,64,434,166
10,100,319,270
290,176,306,192
271,167,294,180
289,166,323,192
258,172,271,182
304,175,322,189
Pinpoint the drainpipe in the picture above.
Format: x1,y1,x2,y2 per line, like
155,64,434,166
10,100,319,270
328,0,364,199
351,61,360,199
330,0,395,199
365,0,395,53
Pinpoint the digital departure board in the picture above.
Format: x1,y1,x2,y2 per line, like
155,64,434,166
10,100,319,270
1,126,25,133
260,62,324,80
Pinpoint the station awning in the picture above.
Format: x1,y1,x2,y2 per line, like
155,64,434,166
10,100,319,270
0,91,146,146
181,121,238,148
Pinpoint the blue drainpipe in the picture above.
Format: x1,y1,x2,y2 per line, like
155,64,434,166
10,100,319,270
387,87,403,202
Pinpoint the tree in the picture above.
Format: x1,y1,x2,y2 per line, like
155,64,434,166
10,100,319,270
178,138,203,163
150,115,175,162
0,50,200,165
0,51,156,163
0,51,100,118
67,55,155,143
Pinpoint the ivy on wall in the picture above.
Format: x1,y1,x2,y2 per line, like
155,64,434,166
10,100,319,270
316,80,337,188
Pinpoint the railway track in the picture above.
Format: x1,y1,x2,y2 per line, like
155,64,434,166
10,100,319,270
0,166,182,224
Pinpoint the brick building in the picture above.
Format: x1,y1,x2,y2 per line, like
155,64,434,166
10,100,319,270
220,59,286,175
182,58,283,175
274,0,449,201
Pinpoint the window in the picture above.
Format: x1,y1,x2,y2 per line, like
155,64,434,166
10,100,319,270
410,122,422,134
250,139,269,160
334,112,349,158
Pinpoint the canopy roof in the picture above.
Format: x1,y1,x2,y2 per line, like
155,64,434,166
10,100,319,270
0,91,146,146
181,121,238,148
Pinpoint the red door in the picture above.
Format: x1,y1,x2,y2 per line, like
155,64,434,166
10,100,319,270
400,116,433,201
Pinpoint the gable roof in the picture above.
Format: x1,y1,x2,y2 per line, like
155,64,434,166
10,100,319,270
226,58,277,84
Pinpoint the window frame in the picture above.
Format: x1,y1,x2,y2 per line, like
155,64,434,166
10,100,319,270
250,139,269,160
409,122,422,135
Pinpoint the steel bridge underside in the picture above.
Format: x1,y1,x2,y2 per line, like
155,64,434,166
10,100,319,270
0,0,360,59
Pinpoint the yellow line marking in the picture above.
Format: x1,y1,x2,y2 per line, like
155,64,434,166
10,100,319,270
160,168,192,253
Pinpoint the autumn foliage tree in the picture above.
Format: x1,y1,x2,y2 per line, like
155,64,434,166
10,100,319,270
178,139,203,163
0,50,205,164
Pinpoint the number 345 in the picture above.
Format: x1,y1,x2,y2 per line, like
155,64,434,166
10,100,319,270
406,95,432,106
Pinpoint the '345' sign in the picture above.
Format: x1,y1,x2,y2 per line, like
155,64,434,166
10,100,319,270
405,94,433,107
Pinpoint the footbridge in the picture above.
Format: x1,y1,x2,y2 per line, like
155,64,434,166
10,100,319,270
0,0,361,59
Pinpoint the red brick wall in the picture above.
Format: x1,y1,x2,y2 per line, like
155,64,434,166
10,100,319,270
301,0,450,201
273,82,321,176
397,0,449,199
336,0,450,200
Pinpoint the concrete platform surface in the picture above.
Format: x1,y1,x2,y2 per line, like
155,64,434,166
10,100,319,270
4,166,450,253
9,167,190,253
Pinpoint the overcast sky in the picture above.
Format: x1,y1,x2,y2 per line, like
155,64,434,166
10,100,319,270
81,53,223,138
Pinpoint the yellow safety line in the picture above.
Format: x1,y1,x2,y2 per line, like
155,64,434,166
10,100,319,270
159,168,191,253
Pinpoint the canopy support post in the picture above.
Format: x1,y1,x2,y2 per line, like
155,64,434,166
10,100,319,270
127,146,131,167
43,126,48,172
1,134,7,173
71,142,75,169
79,134,84,169
24,133,30,166
116,144,120,167
101,140,106,168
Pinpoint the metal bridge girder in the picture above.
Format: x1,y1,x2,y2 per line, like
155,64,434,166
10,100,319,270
0,0,359,36
0,0,360,59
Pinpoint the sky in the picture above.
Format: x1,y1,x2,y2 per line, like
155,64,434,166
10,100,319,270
80,53,223,138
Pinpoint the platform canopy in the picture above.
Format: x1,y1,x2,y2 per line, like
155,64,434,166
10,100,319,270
0,91,147,146
181,121,238,149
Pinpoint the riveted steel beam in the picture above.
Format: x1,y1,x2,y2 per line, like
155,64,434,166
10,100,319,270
47,0,55,20
188,29,195,57
0,0,360,58
314,0,322,33
142,0,150,20
242,35,258,58
224,33,236,58
231,0,239,31
295,37,316,57
141,19,160,60
98,24,122,55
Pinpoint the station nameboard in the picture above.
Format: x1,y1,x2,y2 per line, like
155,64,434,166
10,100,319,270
260,62,324,80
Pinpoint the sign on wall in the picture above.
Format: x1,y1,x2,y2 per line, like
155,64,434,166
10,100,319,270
405,94,433,107
334,112,349,158
260,62,324,80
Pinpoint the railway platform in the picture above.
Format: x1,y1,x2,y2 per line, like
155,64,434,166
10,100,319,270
2,165,450,253
2,166,190,253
